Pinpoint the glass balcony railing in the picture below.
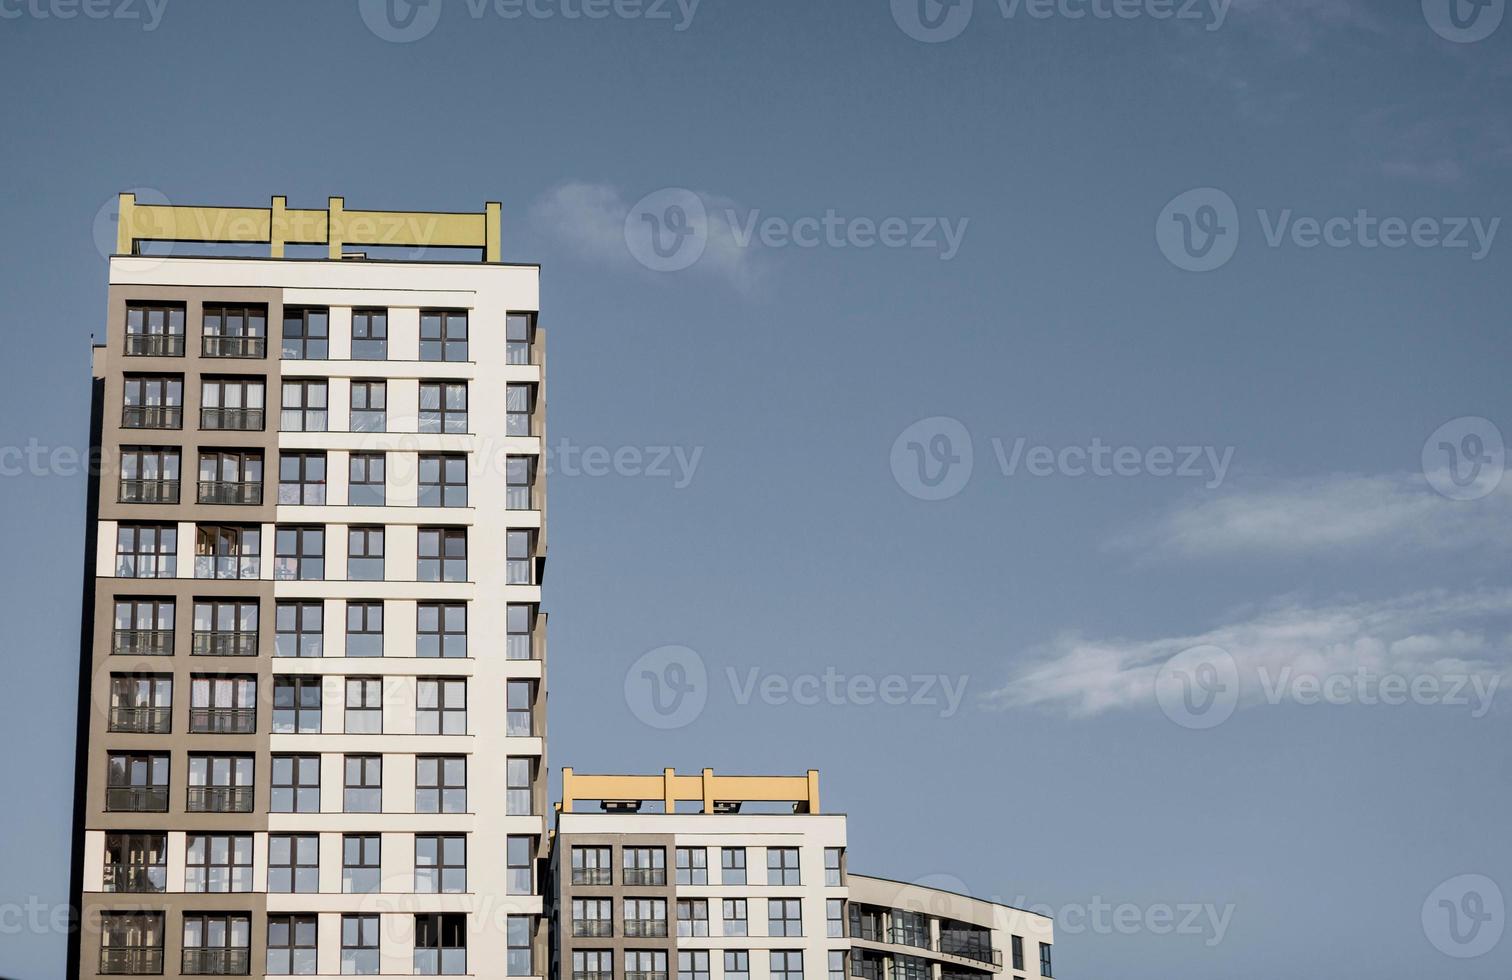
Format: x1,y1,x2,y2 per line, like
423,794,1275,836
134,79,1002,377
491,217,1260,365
104,786,169,812
100,947,165,975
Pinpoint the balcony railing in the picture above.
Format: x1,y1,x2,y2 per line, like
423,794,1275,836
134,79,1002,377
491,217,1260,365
182,947,251,976
202,335,266,359
104,786,169,812
571,868,611,885
625,972,668,980
103,864,167,893
573,972,613,980
200,408,264,431
125,334,185,357
186,785,254,812
108,706,171,734
939,936,1001,966
192,631,257,656
121,405,182,429
623,868,666,886
887,927,931,950
118,479,180,504
851,921,884,943
189,707,255,734
623,919,668,938
572,920,613,938
198,481,262,505
113,629,173,656
100,947,164,975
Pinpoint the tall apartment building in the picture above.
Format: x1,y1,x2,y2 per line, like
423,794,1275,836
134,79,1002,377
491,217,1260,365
69,195,548,978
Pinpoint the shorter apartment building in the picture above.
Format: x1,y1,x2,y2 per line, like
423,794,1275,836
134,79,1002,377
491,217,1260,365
549,771,1053,980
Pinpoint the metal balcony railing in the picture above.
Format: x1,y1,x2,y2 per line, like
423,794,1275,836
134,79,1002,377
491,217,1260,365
125,334,185,357
104,786,168,812
572,920,613,938
100,947,164,975
202,334,267,359
625,972,668,980
198,481,262,505
103,864,166,893
121,405,182,429
571,868,611,886
182,947,251,976
189,707,255,734
118,479,180,504
192,631,257,656
113,629,173,656
939,936,1001,966
108,706,171,734
186,785,254,813
623,919,668,938
200,407,264,431
623,868,666,886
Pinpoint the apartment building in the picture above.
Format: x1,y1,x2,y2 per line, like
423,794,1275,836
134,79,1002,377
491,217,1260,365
69,195,548,978
549,771,1053,980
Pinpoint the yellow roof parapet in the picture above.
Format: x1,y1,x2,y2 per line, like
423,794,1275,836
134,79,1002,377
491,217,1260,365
114,193,503,263
560,768,821,814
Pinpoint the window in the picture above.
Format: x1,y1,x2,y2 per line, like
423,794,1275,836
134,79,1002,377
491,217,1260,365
827,899,844,938
1040,943,1053,978
184,601,251,656
188,677,256,734
122,375,183,429
118,447,180,503
348,452,385,505
624,846,666,885
623,898,668,938
116,523,176,578
343,834,381,893
344,754,382,812
202,303,267,358
416,834,467,893
345,600,384,656
278,451,327,505
506,604,534,660
626,950,667,980
894,957,930,980
282,307,329,359
571,846,611,885
507,836,533,894
825,847,844,886
678,951,710,980
892,911,927,949
506,530,534,584
345,678,383,734
200,377,265,430
417,602,467,658
770,951,804,980
341,914,379,976
768,847,800,885
181,913,250,977
351,309,387,360
268,835,319,893
347,529,384,582
506,383,533,435
414,913,467,976
506,456,534,508
717,846,747,885
349,380,386,432
124,302,186,357
1011,936,1024,972
677,898,709,937
506,756,532,814
420,310,468,361
186,752,254,811
418,677,467,735
198,449,262,505
275,525,325,580
829,950,846,980
107,674,172,734
185,833,253,892
100,911,164,976
103,832,167,894
273,676,323,733
722,898,747,937
194,524,260,579
768,898,802,937
507,680,534,735
573,950,612,980
266,914,317,976
723,951,749,980
506,916,532,977
419,380,468,433
280,379,327,432
418,454,467,507
417,755,466,813
112,597,174,656
506,312,535,364
271,755,320,812
105,752,168,812
418,527,467,582
275,600,323,657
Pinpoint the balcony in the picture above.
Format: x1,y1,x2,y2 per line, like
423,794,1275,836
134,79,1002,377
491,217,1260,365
121,406,182,430
125,334,185,357
189,707,255,734
625,973,668,980
186,785,254,813
623,868,666,886
100,947,164,975
182,947,251,976
571,868,611,886
200,407,264,431
198,481,262,506
939,936,1001,967
113,629,173,656
573,973,613,980
851,921,884,943
192,631,257,656
108,706,171,734
202,334,266,359
104,864,167,894
887,927,930,950
118,479,180,504
572,920,613,938
623,919,668,939
104,786,168,812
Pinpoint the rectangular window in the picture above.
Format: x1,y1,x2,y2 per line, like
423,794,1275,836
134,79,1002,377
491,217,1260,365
678,950,710,980
107,674,172,734
506,603,534,660
676,846,708,885
420,310,468,361
272,676,323,733
103,832,167,894
506,530,534,584
122,374,183,429
181,912,250,977
722,846,746,885
1012,936,1024,972
623,898,668,938
572,899,613,938
506,312,535,364
506,916,532,977
277,451,327,505
280,379,328,432
418,527,467,582
418,454,467,507
184,833,253,892
194,524,261,580
348,452,386,506
115,523,177,578
190,597,258,659
350,380,387,432
414,913,466,976
345,679,383,734
825,847,844,886
571,846,611,886
507,836,533,894
105,752,168,812
188,677,256,734
418,677,467,735
507,679,534,736
186,752,253,812
416,755,466,813
275,600,323,657
341,914,379,976
573,949,613,980
118,447,180,503
676,898,709,937
200,377,265,431
266,914,317,976
202,303,267,358
415,834,467,894
124,302,186,357
506,757,532,815
271,754,320,813
344,754,382,812
198,449,263,505
895,956,930,980
770,951,804,980
1040,943,1053,978
351,309,388,360
722,898,748,936
506,456,534,509
505,383,533,435
892,911,927,948
112,597,174,656
275,525,325,580
624,846,666,886
419,380,468,433
268,834,319,894
342,834,381,894
417,602,467,658
768,847,801,885
345,600,384,656
827,899,844,938
724,951,749,980
282,307,329,360
829,950,846,980
346,528,384,582
768,898,802,937
626,950,667,980
99,911,165,976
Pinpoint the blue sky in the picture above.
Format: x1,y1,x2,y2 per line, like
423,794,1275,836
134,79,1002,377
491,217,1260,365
2,0,1511,977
